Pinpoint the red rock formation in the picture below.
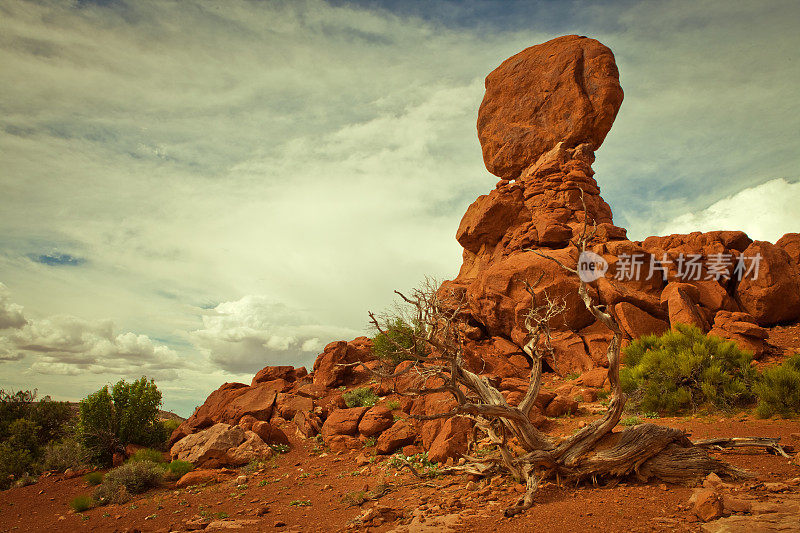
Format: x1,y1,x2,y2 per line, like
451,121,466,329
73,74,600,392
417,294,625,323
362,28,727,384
478,35,624,180
441,36,800,376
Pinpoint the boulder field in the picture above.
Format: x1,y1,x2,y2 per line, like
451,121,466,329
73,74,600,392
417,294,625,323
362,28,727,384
169,35,800,469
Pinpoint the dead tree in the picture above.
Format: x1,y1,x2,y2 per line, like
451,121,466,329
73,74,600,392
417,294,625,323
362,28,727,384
362,196,786,517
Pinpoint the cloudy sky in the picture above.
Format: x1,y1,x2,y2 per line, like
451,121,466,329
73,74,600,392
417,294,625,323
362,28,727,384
1,0,798,416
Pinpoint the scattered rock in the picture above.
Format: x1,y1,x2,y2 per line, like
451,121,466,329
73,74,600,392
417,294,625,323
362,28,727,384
692,489,724,522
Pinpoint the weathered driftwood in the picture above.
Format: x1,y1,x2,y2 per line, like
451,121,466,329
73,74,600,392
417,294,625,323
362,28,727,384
353,191,782,516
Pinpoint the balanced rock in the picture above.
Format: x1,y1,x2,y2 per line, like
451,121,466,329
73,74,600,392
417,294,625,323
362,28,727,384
478,35,623,179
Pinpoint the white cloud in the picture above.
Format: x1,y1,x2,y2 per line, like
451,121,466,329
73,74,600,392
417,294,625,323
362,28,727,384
0,284,186,380
659,178,800,243
190,295,361,374
0,282,26,330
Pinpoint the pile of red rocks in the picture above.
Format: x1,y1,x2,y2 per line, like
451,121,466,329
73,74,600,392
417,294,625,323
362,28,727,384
439,35,800,376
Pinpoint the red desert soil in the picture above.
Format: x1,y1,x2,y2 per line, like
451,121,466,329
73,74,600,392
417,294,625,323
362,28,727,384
1,414,798,533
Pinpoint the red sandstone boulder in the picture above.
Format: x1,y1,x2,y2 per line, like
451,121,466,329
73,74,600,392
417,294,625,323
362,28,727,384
176,468,234,488
776,233,800,266
312,337,374,388
168,382,277,446
420,419,444,450
462,337,530,378
327,435,362,452
709,310,769,359
457,187,528,253
427,417,472,464
275,393,313,420
468,248,595,346
358,405,394,437
250,420,289,446
376,420,417,455
614,302,669,339
251,365,306,386
736,241,800,325
692,488,724,522
320,407,369,439
170,423,272,468
478,35,623,179
534,390,557,411
544,395,578,417
549,330,594,375
577,367,609,389
578,321,613,367
293,411,322,438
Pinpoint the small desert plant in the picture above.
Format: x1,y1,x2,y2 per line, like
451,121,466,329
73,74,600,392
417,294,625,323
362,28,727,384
620,324,756,414
385,400,401,411
165,460,193,480
754,354,800,418
13,473,37,488
94,461,162,504
84,471,104,486
269,443,290,454
128,448,165,464
371,317,423,365
290,499,311,507
620,416,642,426
388,451,439,476
363,437,376,448
343,387,379,408
70,495,94,512
40,436,92,473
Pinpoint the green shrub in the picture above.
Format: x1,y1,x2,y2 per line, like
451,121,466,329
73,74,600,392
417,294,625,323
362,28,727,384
128,448,165,464
755,354,800,418
70,495,94,512
165,460,193,480
79,377,164,465
620,324,756,414
28,397,72,445
160,419,180,435
0,390,73,488
84,471,104,486
0,390,37,442
0,418,40,489
40,436,91,473
385,400,401,411
371,317,422,365
343,387,379,408
94,461,162,505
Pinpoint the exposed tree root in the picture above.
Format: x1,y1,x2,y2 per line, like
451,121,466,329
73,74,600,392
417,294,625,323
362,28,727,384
358,189,785,517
